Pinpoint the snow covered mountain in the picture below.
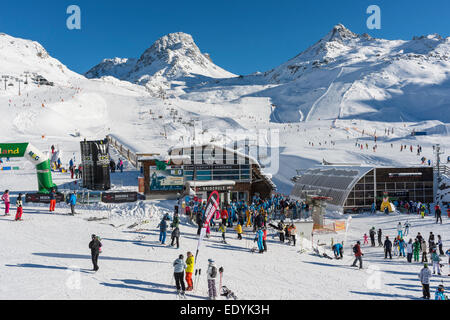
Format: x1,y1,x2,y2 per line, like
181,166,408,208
85,32,236,91
0,33,81,83
254,24,450,122
178,24,450,123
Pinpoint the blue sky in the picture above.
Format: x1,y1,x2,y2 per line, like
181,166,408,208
1,0,449,75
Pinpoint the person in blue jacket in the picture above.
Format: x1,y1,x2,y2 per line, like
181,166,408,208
333,242,344,259
69,191,77,215
157,217,168,244
255,228,264,253
435,285,447,300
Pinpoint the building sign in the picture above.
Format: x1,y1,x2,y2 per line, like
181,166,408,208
150,166,184,191
195,185,234,192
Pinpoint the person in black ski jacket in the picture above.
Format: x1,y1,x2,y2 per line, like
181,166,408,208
89,234,102,271
196,213,203,235
369,227,376,247
377,229,383,247
171,227,181,249
384,236,392,259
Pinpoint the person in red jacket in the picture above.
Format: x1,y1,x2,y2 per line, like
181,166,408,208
221,207,228,226
351,241,364,269
262,228,268,252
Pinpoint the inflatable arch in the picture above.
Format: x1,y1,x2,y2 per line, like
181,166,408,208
0,143,56,193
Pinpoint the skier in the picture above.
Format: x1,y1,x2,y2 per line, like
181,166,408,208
397,222,403,238
435,285,447,300
68,191,77,215
413,238,421,262
369,227,376,247
404,220,411,236
173,254,187,296
171,212,180,229
398,238,406,258
118,159,124,173
363,233,369,246
333,242,344,259
89,234,102,272
377,228,383,247
421,240,428,262
15,193,23,221
157,216,168,245
220,207,228,226
206,259,218,300
69,158,74,179
1,190,10,216
49,188,56,212
437,235,444,256
170,226,181,249
185,251,194,291
277,221,285,242
351,241,363,269
384,236,392,259
218,223,227,244
406,239,413,263
393,237,399,256
435,205,442,224
287,224,296,246
255,228,264,253
431,249,441,275
235,222,243,240
419,264,432,299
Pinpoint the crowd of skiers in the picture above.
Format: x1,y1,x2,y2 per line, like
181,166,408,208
155,193,312,298
352,220,450,300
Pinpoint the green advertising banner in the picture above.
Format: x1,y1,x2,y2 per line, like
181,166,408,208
0,143,28,158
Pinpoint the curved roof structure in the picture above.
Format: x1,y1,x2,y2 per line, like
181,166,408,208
290,165,374,208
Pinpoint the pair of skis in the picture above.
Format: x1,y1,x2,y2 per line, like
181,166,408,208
193,268,202,293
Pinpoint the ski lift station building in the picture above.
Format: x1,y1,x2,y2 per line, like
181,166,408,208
290,165,434,213
137,143,276,205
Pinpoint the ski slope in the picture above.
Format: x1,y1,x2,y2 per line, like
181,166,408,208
0,193,448,300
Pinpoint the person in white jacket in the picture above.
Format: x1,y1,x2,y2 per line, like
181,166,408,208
396,222,403,238
206,259,218,300
406,239,414,263
419,264,432,299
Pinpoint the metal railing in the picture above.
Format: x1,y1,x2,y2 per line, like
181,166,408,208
107,135,139,169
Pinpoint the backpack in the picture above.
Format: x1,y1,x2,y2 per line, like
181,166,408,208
210,266,217,278
353,246,358,254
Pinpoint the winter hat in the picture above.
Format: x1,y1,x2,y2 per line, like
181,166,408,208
208,259,214,263
424,263,428,268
